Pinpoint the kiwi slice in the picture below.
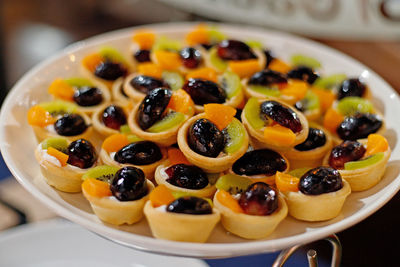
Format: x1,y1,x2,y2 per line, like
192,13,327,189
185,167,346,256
162,71,184,91
244,97,265,129
82,165,119,183
215,174,252,194
248,85,281,97
209,47,228,72
127,134,144,143
99,46,127,65
41,137,68,153
290,54,321,69
289,167,311,178
39,100,77,115
119,124,132,134
224,119,246,154
147,111,185,133
208,26,226,43
303,90,320,111
64,78,93,88
337,97,373,116
313,74,347,89
245,40,263,49
344,152,384,170
152,36,182,52
219,71,241,98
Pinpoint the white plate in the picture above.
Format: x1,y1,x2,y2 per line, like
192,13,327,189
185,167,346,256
0,219,207,267
1,22,400,258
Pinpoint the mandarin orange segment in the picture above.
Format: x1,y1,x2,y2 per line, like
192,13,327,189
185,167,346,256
185,67,218,83
216,190,243,213
102,134,129,153
365,134,389,157
280,80,308,101
167,147,191,165
149,185,175,208
264,124,296,145
47,147,69,167
166,89,194,114
48,78,75,101
154,50,181,71
275,171,299,192
185,24,210,46
312,87,335,112
132,30,155,49
137,63,163,79
268,58,291,73
27,105,56,127
82,53,103,72
228,59,262,78
323,108,344,133
204,104,237,130
82,178,112,198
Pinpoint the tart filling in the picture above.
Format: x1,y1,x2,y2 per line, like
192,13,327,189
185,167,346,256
92,103,129,137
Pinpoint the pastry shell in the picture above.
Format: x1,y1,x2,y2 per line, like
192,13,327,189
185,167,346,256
91,103,130,137
213,190,288,239
177,114,249,173
154,161,216,198
112,77,132,107
143,200,220,242
241,98,309,152
82,180,154,225
283,179,351,222
123,72,152,103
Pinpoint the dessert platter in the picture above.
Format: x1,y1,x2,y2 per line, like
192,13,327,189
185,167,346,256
1,22,400,258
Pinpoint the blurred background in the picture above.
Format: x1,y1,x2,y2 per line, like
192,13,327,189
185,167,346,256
1,0,400,266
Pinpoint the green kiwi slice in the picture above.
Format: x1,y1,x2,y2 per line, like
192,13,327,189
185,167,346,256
337,97,373,116
39,100,77,115
313,74,347,89
208,26,226,43
82,165,119,183
290,54,321,69
119,124,132,134
245,40,263,49
344,152,384,170
219,71,241,99
289,167,312,178
244,97,265,130
147,111,185,133
215,174,252,194
162,71,184,91
64,78,93,88
127,134,144,143
209,47,228,72
41,137,69,153
248,85,281,97
224,119,246,154
152,36,182,52
99,46,127,65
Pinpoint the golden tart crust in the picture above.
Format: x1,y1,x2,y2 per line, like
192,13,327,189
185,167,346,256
177,114,249,173
112,77,132,107
91,103,130,137
143,200,220,243
283,179,351,222
83,180,154,225
213,190,288,239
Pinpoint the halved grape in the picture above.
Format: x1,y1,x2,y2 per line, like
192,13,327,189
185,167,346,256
289,167,311,178
290,54,321,69
244,97,265,129
82,165,119,183
219,71,241,98
224,119,246,154
152,36,182,52
39,100,77,114
344,152,384,170
41,137,68,153
99,46,127,65
162,71,184,91
209,47,228,72
147,111,185,133
248,85,281,97
337,97,373,116
64,78,93,87
215,173,252,194
313,74,347,89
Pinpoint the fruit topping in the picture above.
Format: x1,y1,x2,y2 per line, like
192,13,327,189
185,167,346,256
248,70,287,87
336,97,373,116
41,137,68,153
294,127,326,151
228,59,262,78
137,63,163,78
280,80,308,101
147,111,185,133
182,78,226,105
67,139,97,169
243,97,265,129
299,167,342,195
263,124,296,146
268,59,291,73
82,53,103,73
275,172,299,192
132,30,155,49
217,40,257,61
186,67,218,83
328,140,366,169
219,71,241,98
82,178,112,198
294,90,319,112
290,54,321,69
311,87,335,112
287,66,319,84
185,25,210,46
162,71,184,91
48,79,75,101
47,147,69,167
152,36,182,52
73,87,103,106
344,152,384,170
130,75,169,94
39,100,77,115
167,147,191,165
114,141,162,165
204,104,236,130
264,49,275,68
165,164,209,189
238,182,278,216
99,47,127,66
260,100,302,133
102,105,127,130
102,133,129,153
166,89,194,114
289,167,311,178
94,61,127,81
166,196,212,215
137,88,172,130
232,149,287,176
365,134,389,157
82,165,119,183
27,105,56,127
323,108,344,133
134,49,151,62
337,113,382,140
154,50,181,71
223,119,246,154
180,47,202,69
65,78,93,87
54,114,87,136
209,47,228,71
313,74,347,89
337,78,366,100
215,174,252,194
188,118,225,158
111,166,148,201
216,189,244,213
149,184,175,207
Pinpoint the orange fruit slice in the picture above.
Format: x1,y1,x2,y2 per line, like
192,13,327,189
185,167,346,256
166,89,194,114
132,30,155,50
167,147,191,165
228,59,262,78
268,59,291,73
204,104,236,130
216,190,243,213
82,178,112,198
186,67,218,83
149,185,175,208
312,87,335,112
27,105,56,127
48,78,75,101
137,63,163,79
323,108,344,133
281,80,308,101
365,134,389,157
264,124,296,145
275,171,299,192
185,24,210,46
154,50,181,71
102,134,129,153
82,53,103,72
47,147,69,167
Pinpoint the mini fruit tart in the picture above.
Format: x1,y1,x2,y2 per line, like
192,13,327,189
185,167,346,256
154,148,216,198
323,96,385,143
131,29,155,65
47,77,111,114
213,182,288,239
35,137,98,192
82,166,154,225
144,185,220,242
323,134,391,191
81,46,133,89
99,133,167,180
335,77,372,101
128,88,195,146
182,69,244,113
228,148,289,185
283,125,333,170
277,167,351,221
241,97,309,151
27,101,93,142
111,77,131,107
177,104,249,173
185,24,226,51
92,103,130,137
